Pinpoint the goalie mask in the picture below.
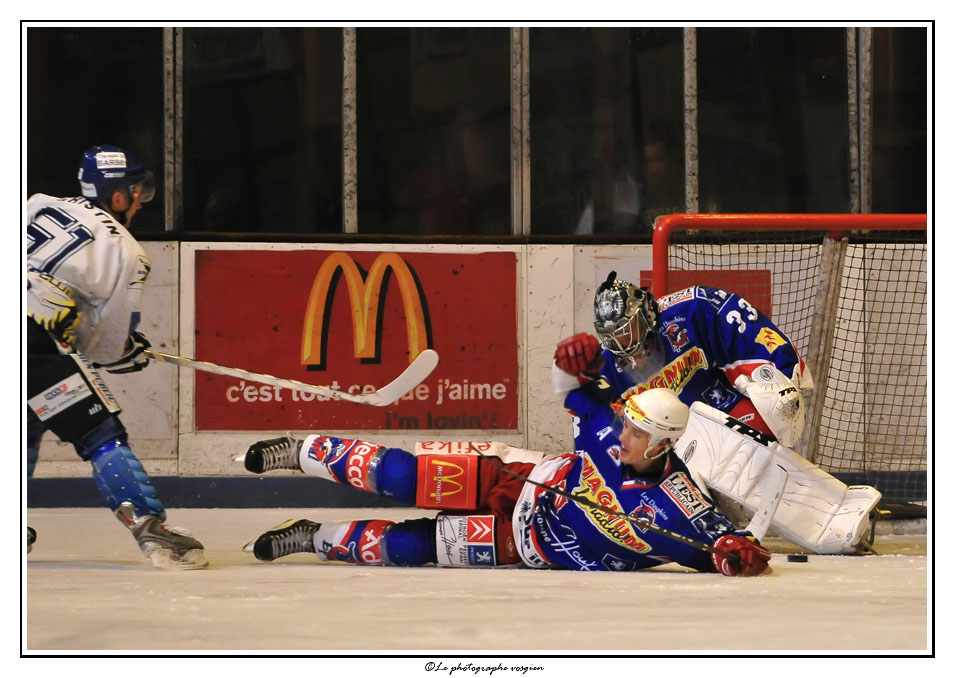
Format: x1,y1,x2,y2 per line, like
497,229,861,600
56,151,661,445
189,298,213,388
593,271,659,362
614,388,688,459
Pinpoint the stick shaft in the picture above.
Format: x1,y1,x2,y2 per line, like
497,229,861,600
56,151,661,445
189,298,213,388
146,349,439,407
470,444,727,558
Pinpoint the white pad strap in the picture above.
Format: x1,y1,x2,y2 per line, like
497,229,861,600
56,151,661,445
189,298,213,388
675,402,881,554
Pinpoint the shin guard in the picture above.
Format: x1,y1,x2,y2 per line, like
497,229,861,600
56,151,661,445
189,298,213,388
89,440,166,519
299,435,417,504
314,519,394,565
314,518,438,566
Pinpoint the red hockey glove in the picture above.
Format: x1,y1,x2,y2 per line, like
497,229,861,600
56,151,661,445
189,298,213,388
711,534,771,577
554,333,603,379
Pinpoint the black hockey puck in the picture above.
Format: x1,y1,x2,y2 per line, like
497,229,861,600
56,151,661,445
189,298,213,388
787,554,809,562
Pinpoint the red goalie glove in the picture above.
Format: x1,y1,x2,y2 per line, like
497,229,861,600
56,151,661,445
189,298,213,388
711,534,772,577
554,333,603,378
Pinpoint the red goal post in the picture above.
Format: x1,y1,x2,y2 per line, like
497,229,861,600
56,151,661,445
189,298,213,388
650,213,928,507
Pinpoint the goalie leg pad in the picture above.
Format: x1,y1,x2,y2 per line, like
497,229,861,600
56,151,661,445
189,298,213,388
676,402,881,554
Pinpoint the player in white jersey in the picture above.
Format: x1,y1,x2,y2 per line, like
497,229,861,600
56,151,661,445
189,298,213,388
25,145,207,569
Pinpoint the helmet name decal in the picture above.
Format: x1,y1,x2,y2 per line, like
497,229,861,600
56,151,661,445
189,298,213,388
95,152,127,169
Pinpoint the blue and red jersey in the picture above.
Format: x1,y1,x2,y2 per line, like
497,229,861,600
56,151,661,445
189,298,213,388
514,403,741,572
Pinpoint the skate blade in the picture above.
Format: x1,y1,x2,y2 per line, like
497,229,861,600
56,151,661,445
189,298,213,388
147,549,209,570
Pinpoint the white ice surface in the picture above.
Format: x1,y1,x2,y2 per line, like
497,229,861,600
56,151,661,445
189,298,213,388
24,507,930,656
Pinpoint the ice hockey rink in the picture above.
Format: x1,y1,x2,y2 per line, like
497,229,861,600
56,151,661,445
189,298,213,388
23,507,931,657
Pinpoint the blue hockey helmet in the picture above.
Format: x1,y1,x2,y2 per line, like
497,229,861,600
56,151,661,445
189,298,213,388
78,145,155,206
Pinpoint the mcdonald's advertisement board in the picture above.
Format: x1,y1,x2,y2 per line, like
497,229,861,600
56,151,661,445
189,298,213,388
193,249,519,431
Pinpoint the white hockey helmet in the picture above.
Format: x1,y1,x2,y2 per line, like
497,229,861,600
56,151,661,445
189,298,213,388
621,388,689,448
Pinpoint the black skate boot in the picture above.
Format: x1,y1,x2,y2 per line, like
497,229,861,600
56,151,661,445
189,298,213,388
26,526,36,554
244,519,320,562
244,436,303,474
115,501,208,570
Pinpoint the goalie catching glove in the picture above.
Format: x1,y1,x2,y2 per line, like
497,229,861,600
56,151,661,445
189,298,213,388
711,534,771,577
93,331,152,374
733,364,806,447
27,270,81,344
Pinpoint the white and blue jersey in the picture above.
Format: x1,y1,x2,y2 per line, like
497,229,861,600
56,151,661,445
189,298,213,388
26,194,151,364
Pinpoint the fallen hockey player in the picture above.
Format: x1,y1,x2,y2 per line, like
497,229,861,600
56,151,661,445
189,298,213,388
242,388,771,576
551,272,881,554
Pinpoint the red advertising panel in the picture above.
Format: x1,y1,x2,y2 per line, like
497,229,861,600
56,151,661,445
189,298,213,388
193,250,518,431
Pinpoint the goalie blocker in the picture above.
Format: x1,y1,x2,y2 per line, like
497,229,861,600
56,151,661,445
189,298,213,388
674,402,881,554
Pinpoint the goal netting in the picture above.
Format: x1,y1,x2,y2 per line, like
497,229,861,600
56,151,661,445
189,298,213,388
648,214,928,508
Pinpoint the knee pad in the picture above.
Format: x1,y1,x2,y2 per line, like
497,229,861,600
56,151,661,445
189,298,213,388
435,513,519,567
382,518,437,566
74,416,128,461
89,440,165,519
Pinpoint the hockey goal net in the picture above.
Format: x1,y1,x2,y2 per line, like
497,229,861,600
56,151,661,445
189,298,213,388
647,213,928,509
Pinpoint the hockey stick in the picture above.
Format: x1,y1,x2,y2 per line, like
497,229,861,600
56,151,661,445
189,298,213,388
468,444,736,561
146,348,440,407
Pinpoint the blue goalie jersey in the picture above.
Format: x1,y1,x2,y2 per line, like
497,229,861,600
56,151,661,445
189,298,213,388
513,404,740,572
564,286,808,435
604,285,806,412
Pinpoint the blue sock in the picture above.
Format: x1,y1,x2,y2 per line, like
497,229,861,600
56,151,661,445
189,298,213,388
382,518,437,566
374,448,418,504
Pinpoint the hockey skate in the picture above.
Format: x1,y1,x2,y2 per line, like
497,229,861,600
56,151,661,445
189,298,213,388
26,526,36,554
244,519,320,562
243,436,303,474
115,501,208,570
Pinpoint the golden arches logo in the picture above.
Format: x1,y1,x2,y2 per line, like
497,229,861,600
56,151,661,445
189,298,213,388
301,252,432,368
429,459,465,499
